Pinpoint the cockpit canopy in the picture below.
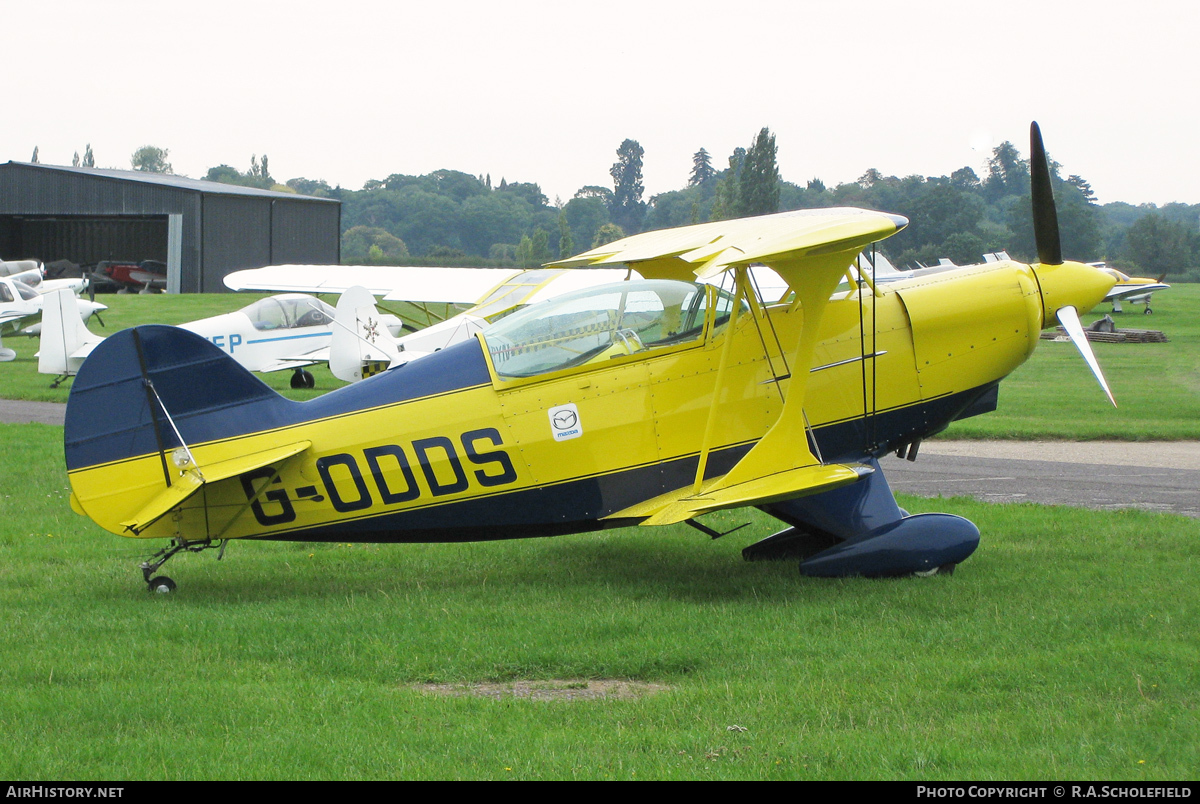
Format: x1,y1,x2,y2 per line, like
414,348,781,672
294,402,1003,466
483,279,743,379
0,279,38,303
1098,267,1139,283
241,294,335,331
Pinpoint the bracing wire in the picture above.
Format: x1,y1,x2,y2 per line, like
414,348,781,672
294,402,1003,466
743,269,789,401
749,268,791,378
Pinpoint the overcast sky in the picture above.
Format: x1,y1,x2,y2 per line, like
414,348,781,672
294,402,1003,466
6,0,1197,206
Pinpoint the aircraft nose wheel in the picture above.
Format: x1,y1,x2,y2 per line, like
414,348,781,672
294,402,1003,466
148,576,176,594
290,369,316,389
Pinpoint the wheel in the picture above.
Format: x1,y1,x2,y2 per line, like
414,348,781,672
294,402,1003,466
290,370,315,389
148,576,176,594
913,563,956,578
1144,307,1153,315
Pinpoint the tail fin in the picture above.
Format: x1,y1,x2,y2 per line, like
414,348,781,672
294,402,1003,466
329,286,401,382
65,325,296,473
38,288,102,376
66,325,315,537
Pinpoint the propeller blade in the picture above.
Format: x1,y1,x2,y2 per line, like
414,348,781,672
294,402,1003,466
1030,121,1062,266
1056,305,1116,407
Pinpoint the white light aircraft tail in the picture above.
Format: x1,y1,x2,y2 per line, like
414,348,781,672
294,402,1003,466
38,288,103,377
329,286,402,382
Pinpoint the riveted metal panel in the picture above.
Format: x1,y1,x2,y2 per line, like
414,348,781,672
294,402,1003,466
201,196,272,293
0,162,339,292
270,198,340,265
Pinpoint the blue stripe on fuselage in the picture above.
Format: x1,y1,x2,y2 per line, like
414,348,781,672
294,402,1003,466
247,383,998,545
64,326,491,471
245,331,332,344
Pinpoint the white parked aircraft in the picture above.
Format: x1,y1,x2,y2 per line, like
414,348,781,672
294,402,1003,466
37,289,404,387
0,259,43,279
1,274,107,362
224,264,793,380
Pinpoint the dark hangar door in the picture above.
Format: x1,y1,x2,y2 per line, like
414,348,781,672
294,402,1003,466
0,215,168,267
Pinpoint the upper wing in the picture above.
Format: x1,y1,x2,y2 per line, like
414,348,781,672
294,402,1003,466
223,264,522,305
550,207,907,282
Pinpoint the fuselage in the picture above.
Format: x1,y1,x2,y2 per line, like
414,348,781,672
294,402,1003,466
179,294,337,370
66,258,1073,544
0,275,105,336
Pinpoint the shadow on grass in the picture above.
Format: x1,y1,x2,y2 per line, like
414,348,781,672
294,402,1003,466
106,520,923,608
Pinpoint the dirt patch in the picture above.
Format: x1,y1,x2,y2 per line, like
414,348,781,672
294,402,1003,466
415,679,670,701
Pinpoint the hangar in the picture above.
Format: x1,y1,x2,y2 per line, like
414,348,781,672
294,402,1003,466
0,162,340,293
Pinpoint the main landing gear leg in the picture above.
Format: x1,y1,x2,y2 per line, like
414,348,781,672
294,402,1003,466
140,538,226,593
747,458,980,577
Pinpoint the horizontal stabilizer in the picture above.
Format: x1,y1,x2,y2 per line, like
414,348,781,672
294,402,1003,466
120,440,311,534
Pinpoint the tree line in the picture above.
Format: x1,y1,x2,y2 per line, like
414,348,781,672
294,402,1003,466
47,137,1200,280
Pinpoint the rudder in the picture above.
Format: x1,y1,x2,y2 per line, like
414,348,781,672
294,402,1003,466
38,288,100,377
65,325,298,473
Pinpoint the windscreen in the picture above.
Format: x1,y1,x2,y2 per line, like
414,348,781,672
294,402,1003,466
483,279,734,378
242,295,335,330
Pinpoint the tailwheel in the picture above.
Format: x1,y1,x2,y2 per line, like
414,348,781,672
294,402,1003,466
290,369,315,389
139,538,226,593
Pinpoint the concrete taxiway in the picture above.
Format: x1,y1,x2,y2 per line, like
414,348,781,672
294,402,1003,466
884,441,1199,518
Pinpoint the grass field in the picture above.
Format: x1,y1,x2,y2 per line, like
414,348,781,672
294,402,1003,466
1,280,1197,779
3,283,1196,438
1,422,1198,780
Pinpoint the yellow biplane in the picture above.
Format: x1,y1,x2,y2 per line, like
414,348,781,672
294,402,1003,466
63,124,1116,591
